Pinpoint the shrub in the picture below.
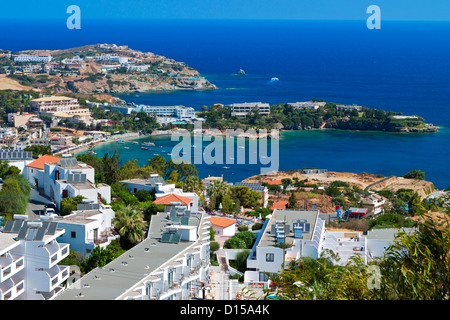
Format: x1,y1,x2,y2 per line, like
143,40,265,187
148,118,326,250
210,241,220,252
238,225,248,232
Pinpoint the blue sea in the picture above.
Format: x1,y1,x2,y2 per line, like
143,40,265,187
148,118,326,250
1,19,449,189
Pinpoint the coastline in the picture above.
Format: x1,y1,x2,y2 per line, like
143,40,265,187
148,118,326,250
71,132,149,156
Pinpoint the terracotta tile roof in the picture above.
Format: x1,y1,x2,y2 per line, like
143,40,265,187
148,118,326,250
265,179,282,185
209,217,236,228
26,155,61,170
153,193,193,206
270,200,289,210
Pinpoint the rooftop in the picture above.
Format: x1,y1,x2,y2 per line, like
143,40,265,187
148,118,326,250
259,209,319,247
270,200,289,210
26,154,61,170
154,194,193,206
366,228,416,241
31,96,76,102
234,182,266,191
53,208,208,300
209,217,236,228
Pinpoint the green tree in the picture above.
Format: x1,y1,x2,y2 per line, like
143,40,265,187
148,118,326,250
288,191,297,209
207,180,230,210
403,169,425,180
379,215,450,300
230,186,261,209
60,195,86,216
82,242,125,274
113,205,145,249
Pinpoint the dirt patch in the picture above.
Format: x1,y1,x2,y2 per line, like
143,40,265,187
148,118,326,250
0,75,37,91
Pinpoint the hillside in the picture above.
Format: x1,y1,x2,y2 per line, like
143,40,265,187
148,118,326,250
1,44,217,95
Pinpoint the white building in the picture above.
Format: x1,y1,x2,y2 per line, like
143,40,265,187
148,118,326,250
41,156,111,211
336,104,363,112
0,219,70,300
54,203,118,257
228,102,271,118
209,216,236,237
121,174,200,212
140,105,196,121
244,209,325,286
53,204,211,300
361,193,387,216
30,96,90,117
14,54,52,63
288,101,326,110
120,173,168,193
24,154,61,189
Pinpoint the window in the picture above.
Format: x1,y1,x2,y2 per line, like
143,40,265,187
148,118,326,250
71,231,76,238
266,253,274,262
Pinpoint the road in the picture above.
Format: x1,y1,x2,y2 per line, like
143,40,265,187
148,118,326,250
26,201,46,221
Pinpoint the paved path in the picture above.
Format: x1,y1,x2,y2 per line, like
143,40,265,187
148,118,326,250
26,201,46,221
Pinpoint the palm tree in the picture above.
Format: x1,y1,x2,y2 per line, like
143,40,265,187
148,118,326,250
207,180,230,210
113,205,145,249
183,176,205,196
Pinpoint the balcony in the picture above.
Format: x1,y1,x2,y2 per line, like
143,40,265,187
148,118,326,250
0,275,25,300
36,265,70,293
0,253,25,283
36,242,69,268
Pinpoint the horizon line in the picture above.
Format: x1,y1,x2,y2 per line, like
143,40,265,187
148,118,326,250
1,17,450,22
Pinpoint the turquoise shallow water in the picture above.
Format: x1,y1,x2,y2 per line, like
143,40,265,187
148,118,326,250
87,126,450,189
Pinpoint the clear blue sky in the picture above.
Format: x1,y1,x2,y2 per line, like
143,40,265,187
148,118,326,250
1,0,449,21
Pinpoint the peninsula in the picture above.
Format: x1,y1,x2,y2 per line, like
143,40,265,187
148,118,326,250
0,43,217,96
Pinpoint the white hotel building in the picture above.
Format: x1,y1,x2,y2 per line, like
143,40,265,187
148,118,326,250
30,96,90,117
228,102,271,118
0,219,70,300
14,54,53,63
53,204,211,300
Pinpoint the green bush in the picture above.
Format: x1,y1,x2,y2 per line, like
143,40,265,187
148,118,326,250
60,195,85,216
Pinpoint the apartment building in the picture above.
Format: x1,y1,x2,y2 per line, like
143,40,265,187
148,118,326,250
228,102,271,118
336,104,363,112
30,96,90,117
53,204,211,300
14,54,52,63
245,209,326,286
54,203,118,257
361,193,387,216
140,105,196,121
0,219,70,300
287,101,326,110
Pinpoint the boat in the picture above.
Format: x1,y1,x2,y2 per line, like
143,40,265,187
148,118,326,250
236,69,246,76
141,147,149,150
133,141,138,145
142,142,155,147
124,147,130,149
270,77,279,81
